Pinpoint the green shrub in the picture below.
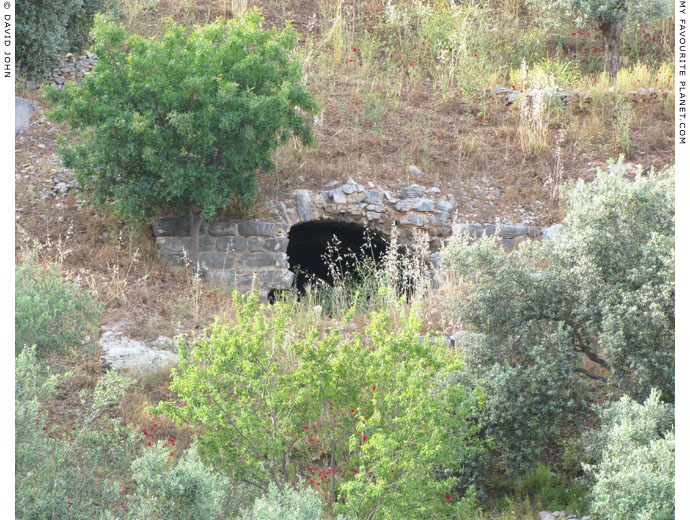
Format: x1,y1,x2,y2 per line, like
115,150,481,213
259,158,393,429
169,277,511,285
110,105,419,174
158,293,483,519
127,443,229,520
45,12,318,266
586,389,674,520
16,0,82,78
15,347,136,520
15,255,103,356
442,158,674,475
514,465,588,513
66,0,122,52
238,484,327,520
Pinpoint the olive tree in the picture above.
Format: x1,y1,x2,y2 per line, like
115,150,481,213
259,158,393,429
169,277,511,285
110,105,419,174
442,157,674,474
557,0,672,79
46,12,318,266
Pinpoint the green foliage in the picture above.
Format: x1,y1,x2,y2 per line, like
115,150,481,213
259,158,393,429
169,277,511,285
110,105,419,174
238,484,328,520
16,0,117,79
15,255,103,356
127,443,229,520
66,0,123,52
16,347,137,520
46,12,319,224
16,0,82,79
585,389,674,520
442,158,674,475
514,465,588,513
158,292,484,519
558,0,672,27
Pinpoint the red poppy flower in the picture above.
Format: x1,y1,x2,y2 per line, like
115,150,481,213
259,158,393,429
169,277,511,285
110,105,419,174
163,443,168,448
153,424,158,427
304,425,309,429
169,438,175,442
353,469,358,474
593,79,597,83
372,385,376,391
369,471,373,474
148,442,152,446
350,409,355,413
310,479,314,483
317,482,321,486
473,53,478,57
572,32,576,35
409,62,413,66
652,36,656,41
67,500,72,505
520,89,524,93
353,47,358,52
445,494,451,499
586,31,590,35
169,452,175,456
593,48,597,53
130,449,134,452
313,467,317,471
363,435,368,440
348,58,353,62
602,369,606,373
142,429,147,434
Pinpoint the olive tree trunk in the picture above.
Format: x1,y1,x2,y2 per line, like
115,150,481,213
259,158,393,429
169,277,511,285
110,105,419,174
600,22,622,82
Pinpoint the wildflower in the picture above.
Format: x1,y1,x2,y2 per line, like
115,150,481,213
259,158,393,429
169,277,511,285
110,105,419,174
372,385,376,391
511,85,516,89
602,369,606,374
473,53,478,57
593,78,597,83
130,449,134,452
409,62,413,67
520,89,524,93
142,429,147,434
445,494,451,500
350,409,355,413
313,467,317,471
148,442,152,446
652,36,656,41
304,425,309,429
348,58,353,63
169,452,174,456
310,479,314,483
163,443,168,448
641,110,645,114
587,31,590,35
317,482,321,486
369,471,373,474
353,47,358,52
593,48,597,53
67,500,72,505
572,32,576,36
169,438,175,442
353,469,358,474
153,423,158,427
363,435,368,440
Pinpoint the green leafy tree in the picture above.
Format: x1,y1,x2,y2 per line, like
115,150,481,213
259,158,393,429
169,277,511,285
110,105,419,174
557,0,672,79
584,389,674,520
442,157,674,474
46,12,318,266
158,293,483,519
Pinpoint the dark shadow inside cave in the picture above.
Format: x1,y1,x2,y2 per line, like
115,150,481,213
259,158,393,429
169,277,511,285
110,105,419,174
280,220,389,297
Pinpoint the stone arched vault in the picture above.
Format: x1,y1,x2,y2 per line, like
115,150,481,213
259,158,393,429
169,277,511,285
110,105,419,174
152,179,541,298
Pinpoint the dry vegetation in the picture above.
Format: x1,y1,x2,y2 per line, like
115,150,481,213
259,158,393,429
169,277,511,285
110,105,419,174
14,0,675,479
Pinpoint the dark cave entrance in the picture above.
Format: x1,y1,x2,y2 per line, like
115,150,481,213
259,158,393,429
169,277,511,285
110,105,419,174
283,220,389,296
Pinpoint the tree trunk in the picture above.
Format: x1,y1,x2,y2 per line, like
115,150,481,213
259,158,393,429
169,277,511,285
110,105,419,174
600,22,622,82
188,209,202,271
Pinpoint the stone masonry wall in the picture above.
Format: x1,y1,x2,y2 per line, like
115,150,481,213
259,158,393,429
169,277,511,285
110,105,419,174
152,179,542,297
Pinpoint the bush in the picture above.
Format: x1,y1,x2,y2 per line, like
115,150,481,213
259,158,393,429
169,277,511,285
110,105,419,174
16,0,116,79
66,0,122,52
15,347,136,520
442,158,674,475
158,292,483,519
45,12,318,266
127,443,229,520
15,255,103,356
16,0,82,78
586,389,674,520
238,484,327,520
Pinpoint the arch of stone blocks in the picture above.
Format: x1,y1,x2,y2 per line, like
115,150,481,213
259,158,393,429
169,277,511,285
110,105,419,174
152,179,542,298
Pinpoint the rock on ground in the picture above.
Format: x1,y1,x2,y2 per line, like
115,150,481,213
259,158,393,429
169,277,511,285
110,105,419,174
99,321,178,376
16,97,38,136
